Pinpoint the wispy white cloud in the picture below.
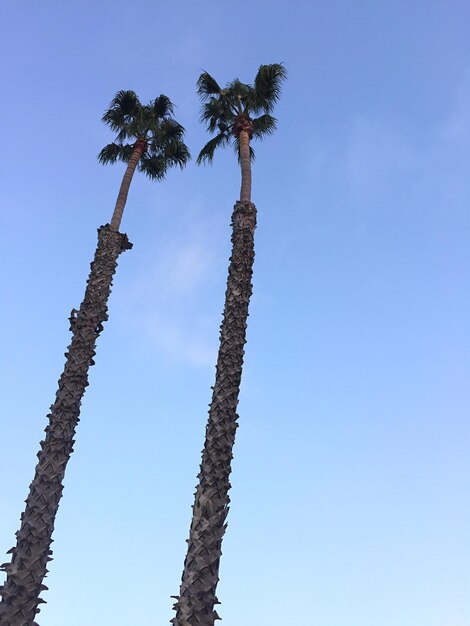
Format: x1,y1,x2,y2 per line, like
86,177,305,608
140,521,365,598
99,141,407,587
119,204,227,367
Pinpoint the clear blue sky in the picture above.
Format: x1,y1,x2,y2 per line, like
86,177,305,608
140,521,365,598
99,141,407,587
1,2,470,625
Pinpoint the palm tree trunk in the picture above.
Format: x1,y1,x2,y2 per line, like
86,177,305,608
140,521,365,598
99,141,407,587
239,130,252,203
172,200,257,626
0,225,132,626
110,141,145,231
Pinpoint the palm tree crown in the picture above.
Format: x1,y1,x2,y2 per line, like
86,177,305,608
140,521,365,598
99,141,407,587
196,63,287,164
99,90,190,231
99,90,190,178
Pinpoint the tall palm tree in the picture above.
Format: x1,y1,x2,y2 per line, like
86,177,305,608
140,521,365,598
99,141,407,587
0,91,189,626
172,64,286,626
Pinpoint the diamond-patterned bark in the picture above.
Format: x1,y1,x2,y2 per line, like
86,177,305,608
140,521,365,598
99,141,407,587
172,201,257,626
0,225,131,626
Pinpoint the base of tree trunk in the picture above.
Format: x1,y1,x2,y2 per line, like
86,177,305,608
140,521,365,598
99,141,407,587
0,225,132,626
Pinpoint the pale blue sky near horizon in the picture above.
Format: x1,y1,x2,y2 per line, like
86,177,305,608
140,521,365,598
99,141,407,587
1,1,470,625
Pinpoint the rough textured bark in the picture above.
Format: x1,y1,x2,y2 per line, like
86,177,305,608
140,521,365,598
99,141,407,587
172,200,257,626
110,140,145,231
0,225,132,626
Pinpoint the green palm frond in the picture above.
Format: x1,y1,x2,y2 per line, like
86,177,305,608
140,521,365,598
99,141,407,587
197,133,230,164
102,90,142,137
226,79,252,115
200,97,234,132
251,64,287,113
139,154,168,180
197,71,222,98
97,142,134,164
153,94,175,118
115,118,143,143
228,79,251,99
113,90,141,114
163,139,191,168
159,118,186,141
148,120,187,156
251,114,277,139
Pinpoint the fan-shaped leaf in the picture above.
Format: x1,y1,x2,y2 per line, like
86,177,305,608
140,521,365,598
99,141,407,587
163,139,191,168
197,72,222,98
102,90,142,135
252,63,287,113
251,114,277,138
201,97,234,133
139,154,168,181
197,133,230,164
228,79,251,100
97,142,134,164
153,94,175,118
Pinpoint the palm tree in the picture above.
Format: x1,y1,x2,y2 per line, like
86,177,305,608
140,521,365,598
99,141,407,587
99,90,190,231
172,64,286,626
0,91,189,626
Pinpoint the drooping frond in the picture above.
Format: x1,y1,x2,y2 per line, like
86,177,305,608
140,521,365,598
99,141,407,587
197,133,230,164
197,71,223,98
101,90,142,139
145,115,191,169
97,142,134,164
251,114,277,139
251,64,287,113
153,94,175,119
158,118,186,142
161,139,191,168
139,154,167,180
200,97,234,133
112,90,141,113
